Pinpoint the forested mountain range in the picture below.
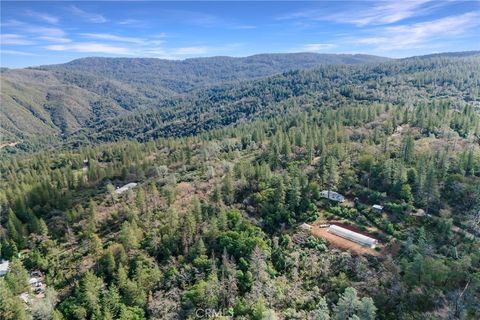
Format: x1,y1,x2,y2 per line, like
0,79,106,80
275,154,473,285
1,51,480,319
2,53,389,145
77,53,480,144
40,53,389,92
2,52,480,151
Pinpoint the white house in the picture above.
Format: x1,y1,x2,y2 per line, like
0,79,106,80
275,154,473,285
328,225,378,248
115,182,138,194
320,190,345,203
372,204,383,213
0,260,10,276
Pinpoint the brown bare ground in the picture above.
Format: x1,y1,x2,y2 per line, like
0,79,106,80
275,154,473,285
175,182,196,213
0,141,19,149
310,226,380,256
175,181,211,213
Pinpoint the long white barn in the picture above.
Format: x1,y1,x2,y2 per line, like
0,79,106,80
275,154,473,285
115,182,137,194
328,225,378,248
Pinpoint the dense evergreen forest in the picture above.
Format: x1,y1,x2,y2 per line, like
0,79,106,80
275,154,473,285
1,53,388,144
1,52,480,319
75,53,480,144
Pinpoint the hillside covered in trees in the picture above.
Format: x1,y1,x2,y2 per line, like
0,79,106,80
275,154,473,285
0,52,480,320
0,53,388,144
2,52,479,151
75,53,480,144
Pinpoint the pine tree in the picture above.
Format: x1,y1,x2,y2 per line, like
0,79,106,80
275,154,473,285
399,184,414,204
402,134,415,163
424,166,440,213
78,271,105,318
85,200,97,236
4,259,28,295
309,297,330,320
0,279,28,320
281,132,291,161
219,250,238,308
286,176,301,214
6,209,24,248
357,297,377,320
100,250,117,282
307,138,315,164
334,287,359,320
136,187,146,213
464,149,475,176
119,221,139,251
222,174,234,205
106,183,116,203
326,156,340,191
249,246,269,301
89,233,104,263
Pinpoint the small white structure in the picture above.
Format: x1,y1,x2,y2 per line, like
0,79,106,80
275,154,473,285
328,225,378,248
320,190,345,203
115,182,138,194
28,277,39,285
0,260,10,276
299,223,312,231
372,205,383,213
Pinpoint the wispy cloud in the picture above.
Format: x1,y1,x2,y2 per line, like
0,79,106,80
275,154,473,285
173,46,209,55
0,34,35,45
142,47,176,60
37,36,72,43
231,25,257,30
1,21,71,44
161,9,252,30
44,42,212,58
68,5,107,23
302,43,336,52
0,49,38,56
143,43,246,60
24,10,59,24
118,19,142,25
355,12,480,50
164,10,222,27
0,19,24,27
328,0,437,26
147,34,168,46
79,33,145,44
45,42,130,55
279,0,443,26
24,26,66,38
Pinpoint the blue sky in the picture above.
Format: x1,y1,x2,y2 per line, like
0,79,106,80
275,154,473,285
1,1,480,68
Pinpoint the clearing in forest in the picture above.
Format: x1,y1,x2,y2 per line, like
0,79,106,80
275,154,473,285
309,225,380,256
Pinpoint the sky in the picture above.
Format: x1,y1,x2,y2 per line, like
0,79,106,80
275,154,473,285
1,1,480,68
